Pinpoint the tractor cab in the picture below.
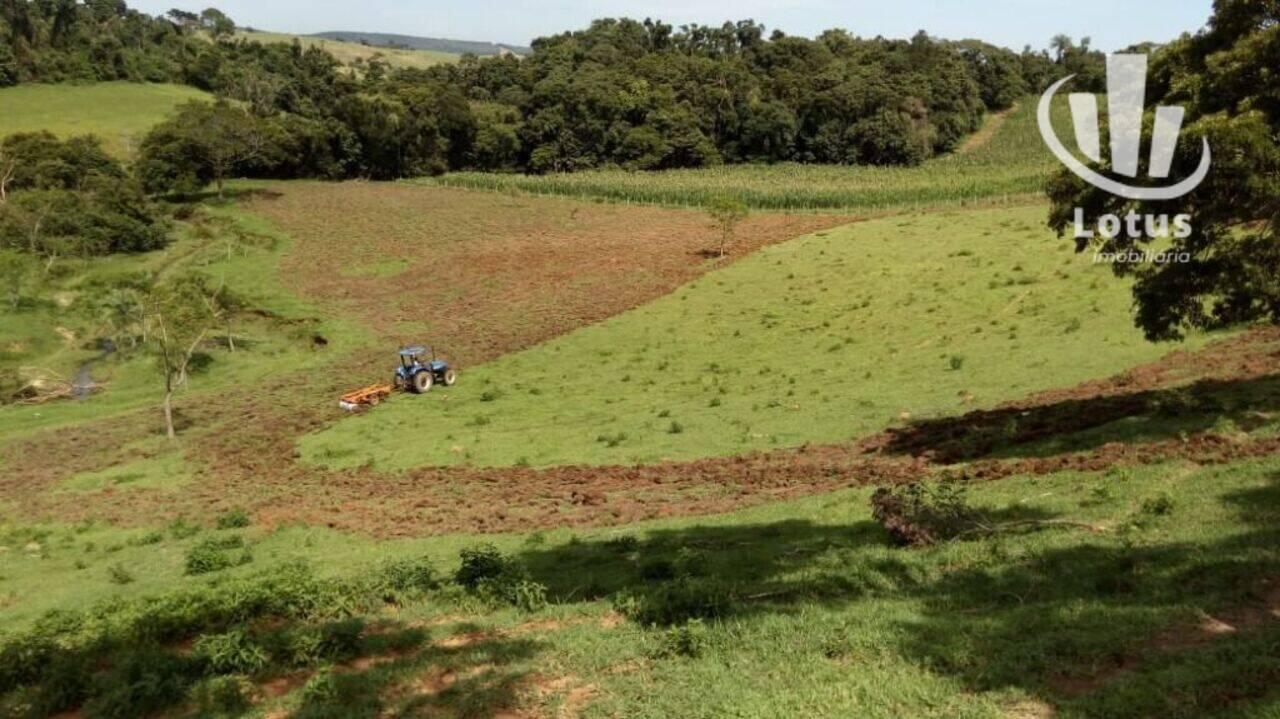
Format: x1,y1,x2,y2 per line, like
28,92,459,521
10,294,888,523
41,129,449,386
394,345,458,394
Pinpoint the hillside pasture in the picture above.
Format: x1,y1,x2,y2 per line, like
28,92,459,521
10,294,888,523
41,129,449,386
237,30,458,69
301,203,1219,470
0,82,210,158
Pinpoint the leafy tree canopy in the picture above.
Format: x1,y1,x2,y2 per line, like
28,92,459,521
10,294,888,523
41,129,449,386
1048,0,1280,340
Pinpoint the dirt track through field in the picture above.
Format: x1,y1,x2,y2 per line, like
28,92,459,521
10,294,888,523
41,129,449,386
2,183,1279,537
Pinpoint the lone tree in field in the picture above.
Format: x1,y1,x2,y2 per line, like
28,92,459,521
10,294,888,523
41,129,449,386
143,274,227,439
137,101,274,199
707,195,748,258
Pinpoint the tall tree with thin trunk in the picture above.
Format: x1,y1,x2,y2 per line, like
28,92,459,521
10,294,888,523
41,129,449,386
143,275,224,439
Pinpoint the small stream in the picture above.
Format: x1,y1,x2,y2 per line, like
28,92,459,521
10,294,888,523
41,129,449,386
71,339,116,399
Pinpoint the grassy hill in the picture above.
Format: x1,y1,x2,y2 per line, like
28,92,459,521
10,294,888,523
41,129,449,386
0,82,209,158
300,203,1215,470
237,30,458,69
313,30,529,56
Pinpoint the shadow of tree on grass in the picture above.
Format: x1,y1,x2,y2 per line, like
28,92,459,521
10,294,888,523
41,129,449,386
872,375,1280,463
514,469,1280,718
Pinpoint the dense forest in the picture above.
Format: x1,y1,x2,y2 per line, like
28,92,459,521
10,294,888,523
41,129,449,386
0,1,1105,179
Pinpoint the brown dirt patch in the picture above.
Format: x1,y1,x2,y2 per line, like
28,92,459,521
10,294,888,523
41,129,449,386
249,181,849,366
528,675,596,719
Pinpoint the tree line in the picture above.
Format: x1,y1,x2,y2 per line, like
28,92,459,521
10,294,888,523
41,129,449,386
0,1,1106,185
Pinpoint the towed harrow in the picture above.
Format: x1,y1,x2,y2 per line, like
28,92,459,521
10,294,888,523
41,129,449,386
338,345,458,411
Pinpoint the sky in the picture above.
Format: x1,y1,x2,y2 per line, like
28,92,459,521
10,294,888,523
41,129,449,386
129,0,1215,52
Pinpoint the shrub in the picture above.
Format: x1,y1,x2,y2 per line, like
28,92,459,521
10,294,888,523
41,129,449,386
0,563,355,708
1141,493,1175,517
84,647,193,718
215,508,251,530
318,619,365,661
638,557,676,581
671,547,709,578
870,482,982,547
300,667,340,703
596,432,628,448
107,563,134,585
616,578,732,626
652,618,712,658
454,545,510,590
192,675,252,716
193,629,269,675
454,545,548,611
169,519,201,540
604,534,639,553
184,536,252,576
374,557,440,597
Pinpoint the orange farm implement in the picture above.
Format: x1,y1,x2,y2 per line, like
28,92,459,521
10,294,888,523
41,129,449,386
338,346,458,411
338,383,393,411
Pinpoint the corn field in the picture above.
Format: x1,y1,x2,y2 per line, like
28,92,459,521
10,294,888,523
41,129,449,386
433,98,1070,212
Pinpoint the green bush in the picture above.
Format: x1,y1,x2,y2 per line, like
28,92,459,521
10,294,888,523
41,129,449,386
374,557,439,596
214,508,251,530
639,557,677,581
616,578,733,627
0,563,359,711
652,618,712,658
192,629,268,675
191,675,252,716
83,647,193,719
106,563,134,585
184,536,253,576
300,667,340,703
454,545,549,611
454,544,511,589
1141,493,1175,517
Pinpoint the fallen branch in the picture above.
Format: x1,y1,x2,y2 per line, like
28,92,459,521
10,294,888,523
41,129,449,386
957,519,1105,539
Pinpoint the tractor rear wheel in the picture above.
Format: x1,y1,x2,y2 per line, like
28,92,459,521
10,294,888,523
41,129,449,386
412,371,433,394
443,369,458,386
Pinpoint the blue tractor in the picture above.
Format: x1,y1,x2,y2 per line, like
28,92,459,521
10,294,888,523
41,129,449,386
393,346,457,394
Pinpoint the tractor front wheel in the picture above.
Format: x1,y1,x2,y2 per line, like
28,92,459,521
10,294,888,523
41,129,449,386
442,369,458,386
412,371,433,394
393,374,405,391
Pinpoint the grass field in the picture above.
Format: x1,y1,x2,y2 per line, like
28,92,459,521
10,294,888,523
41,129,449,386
0,82,210,158
301,203,1215,470
2,453,1277,717
434,99,1065,212
238,30,458,69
